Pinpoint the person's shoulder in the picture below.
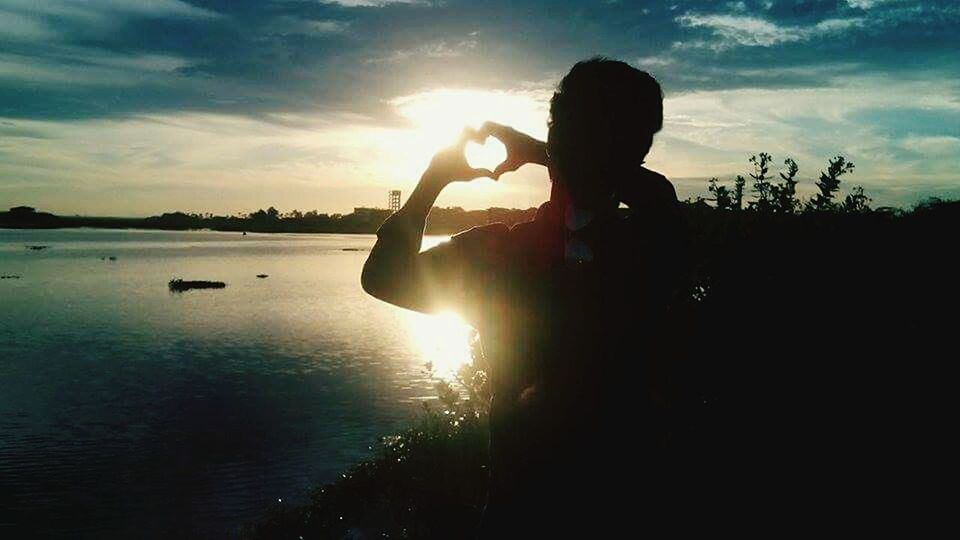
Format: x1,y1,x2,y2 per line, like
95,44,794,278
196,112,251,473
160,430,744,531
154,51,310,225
506,201,555,243
509,201,550,231
449,223,511,255
452,222,511,240
638,167,678,203
450,202,551,253
617,167,679,212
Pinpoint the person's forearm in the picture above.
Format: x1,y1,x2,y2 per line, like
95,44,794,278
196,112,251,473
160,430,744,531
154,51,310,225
395,172,447,236
362,126,493,307
361,173,447,301
531,139,549,167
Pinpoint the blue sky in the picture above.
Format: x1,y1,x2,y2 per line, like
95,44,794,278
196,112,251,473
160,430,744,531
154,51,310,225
1,0,958,215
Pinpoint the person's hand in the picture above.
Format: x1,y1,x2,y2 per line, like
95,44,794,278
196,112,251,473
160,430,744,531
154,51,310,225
477,121,548,179
422,128,496,186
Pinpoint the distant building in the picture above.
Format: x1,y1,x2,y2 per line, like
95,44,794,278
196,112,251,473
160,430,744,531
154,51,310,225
353,207,378,219
389,190,401,213
353,207,393,222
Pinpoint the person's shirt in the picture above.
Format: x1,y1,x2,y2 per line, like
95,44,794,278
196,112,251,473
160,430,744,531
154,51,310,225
370,168,689,531
371,168,685,411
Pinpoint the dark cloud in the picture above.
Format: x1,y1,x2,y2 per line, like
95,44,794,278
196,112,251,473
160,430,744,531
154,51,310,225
0,0,957,122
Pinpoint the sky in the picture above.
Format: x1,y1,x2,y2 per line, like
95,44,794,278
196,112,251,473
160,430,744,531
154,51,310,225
1,0,958,216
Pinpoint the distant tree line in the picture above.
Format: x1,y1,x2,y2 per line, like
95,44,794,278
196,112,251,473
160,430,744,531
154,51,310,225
0,152,948,236
137,206,539,234
0,204,538,235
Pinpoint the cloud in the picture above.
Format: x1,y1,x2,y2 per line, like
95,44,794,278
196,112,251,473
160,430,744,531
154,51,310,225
675,13,864,49
1,0,218,21
367,37,479,64
646,73,960,196
0,0,217,44
323,0,423,6
0,10,57,41
260,16,350,37
2,0,956,122
846,0,896,9
0,119,50,140
900,135,960,157
0,47,192,88
636,55,675,67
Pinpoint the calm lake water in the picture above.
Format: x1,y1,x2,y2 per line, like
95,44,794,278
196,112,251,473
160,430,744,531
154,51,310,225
0,228,472,538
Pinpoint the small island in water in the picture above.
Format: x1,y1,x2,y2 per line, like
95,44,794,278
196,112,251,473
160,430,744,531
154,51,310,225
168,279,227,292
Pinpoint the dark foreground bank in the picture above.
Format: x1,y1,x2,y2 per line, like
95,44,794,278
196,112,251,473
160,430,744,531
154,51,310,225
244,198,958,538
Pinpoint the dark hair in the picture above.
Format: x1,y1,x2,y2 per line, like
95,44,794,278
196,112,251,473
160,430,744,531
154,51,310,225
547,57,663,205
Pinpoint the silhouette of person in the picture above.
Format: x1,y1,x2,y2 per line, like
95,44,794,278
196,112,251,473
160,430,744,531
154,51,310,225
362,57,687,537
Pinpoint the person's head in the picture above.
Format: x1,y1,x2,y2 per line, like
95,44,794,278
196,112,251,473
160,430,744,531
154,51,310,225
547,57,663,209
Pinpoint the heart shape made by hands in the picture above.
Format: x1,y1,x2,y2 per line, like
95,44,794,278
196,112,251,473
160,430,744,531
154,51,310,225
465,136,507,175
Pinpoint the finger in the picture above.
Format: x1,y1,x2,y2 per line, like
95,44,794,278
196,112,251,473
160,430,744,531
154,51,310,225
478,121,509,138
470,167,496,180
492,161,518,178
457,126,482,149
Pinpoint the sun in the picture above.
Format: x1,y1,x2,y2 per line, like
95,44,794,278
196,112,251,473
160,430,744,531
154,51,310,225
388,88,549,175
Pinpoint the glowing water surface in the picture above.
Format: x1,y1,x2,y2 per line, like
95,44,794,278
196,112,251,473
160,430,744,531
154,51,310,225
0,228,472,537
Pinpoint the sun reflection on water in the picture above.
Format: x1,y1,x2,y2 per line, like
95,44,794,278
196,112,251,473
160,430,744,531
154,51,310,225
405,310,474,381
400,236,476,381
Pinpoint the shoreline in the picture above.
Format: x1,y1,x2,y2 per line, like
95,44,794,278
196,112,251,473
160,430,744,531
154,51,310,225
0,206,540,236
0,225,382,235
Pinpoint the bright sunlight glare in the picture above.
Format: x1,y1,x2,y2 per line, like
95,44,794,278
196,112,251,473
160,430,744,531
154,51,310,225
405,310,475,381
398,235,477,381
465,138,507,173
387,88,549,181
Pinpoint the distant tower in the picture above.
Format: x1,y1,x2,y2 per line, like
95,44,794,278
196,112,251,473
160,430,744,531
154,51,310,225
388,190,401,213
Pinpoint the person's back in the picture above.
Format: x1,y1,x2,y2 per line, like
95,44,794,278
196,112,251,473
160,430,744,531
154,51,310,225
475,179,686,536
362,57,687,536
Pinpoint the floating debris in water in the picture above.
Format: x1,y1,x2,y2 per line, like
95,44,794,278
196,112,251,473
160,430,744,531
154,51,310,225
342,247,368,252
256,274,269,278
168,278,227,292
1,274,21,279
100,256,118,261
691,284,710,302
25,245,49,251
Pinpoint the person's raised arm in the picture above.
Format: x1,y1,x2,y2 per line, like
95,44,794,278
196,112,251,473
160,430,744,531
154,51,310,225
361,128,495,313
361,124,549,315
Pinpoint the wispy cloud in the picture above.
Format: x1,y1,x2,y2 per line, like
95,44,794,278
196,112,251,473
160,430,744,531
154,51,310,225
0,10,57,41
846,0,896,9
261,16,350,37
675,13,864,50
1,0,218,21
323,0,422,6
367,36,479,64
0,48,192,85
900,135,960,157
